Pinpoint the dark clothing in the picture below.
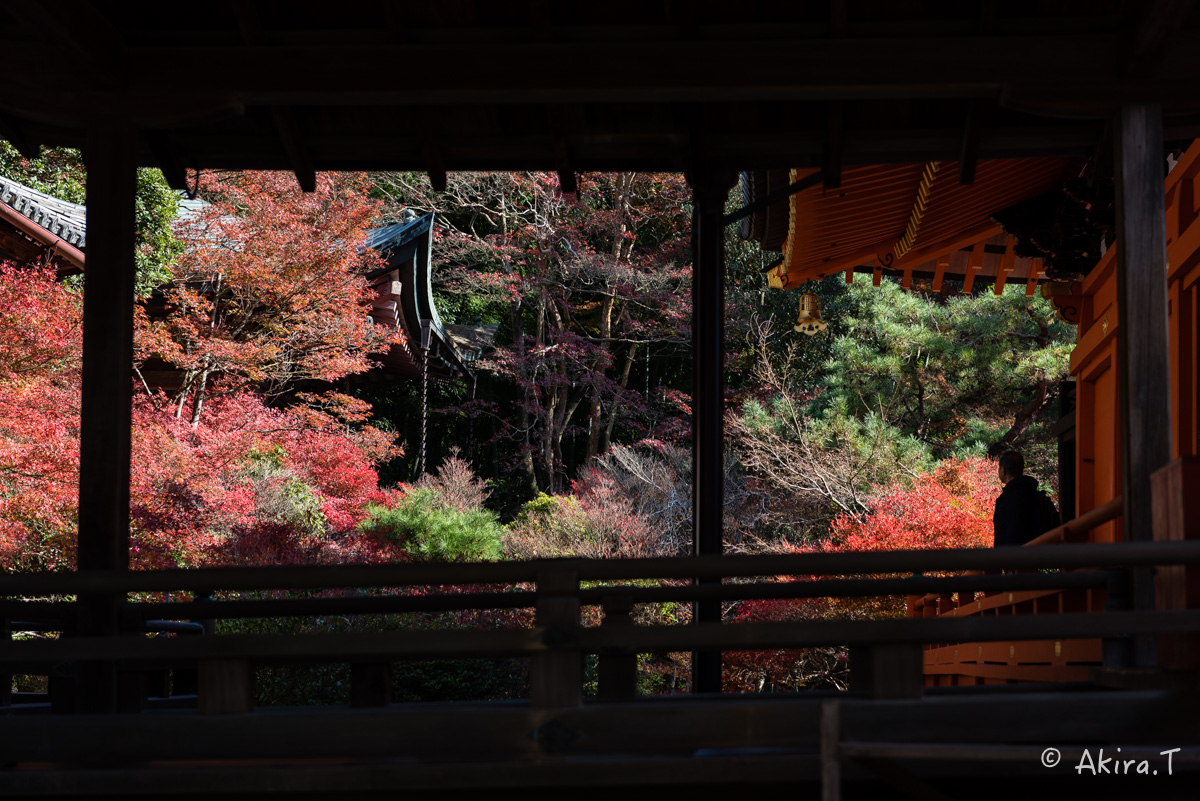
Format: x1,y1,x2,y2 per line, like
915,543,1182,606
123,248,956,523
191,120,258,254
993,475,1045,547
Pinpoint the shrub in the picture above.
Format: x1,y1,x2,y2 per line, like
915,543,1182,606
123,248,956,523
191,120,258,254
412,450,490,512
360,488,504,562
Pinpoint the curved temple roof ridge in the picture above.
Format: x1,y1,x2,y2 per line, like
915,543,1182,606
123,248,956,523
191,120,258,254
0,175,87,248
365,210,491,393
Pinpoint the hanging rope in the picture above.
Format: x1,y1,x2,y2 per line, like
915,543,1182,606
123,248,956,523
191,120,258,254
419,344,429,479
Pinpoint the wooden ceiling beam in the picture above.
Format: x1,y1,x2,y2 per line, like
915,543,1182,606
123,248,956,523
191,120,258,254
143,132,189,192
270,108,317,192
1126,0,1197,79
10,0,125,78
232,1,315,192
958,100,981,185
823,101,844,189
0,112,38,159
0,34,1153,104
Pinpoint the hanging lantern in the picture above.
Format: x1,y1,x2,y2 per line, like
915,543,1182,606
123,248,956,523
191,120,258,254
793,292,828,335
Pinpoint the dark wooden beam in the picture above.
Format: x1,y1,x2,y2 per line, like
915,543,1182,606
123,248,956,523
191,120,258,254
3,540,1200,597
687,168,735,693
418,114,448,192
76,121,138,713
143,132,189,192
958,99,981,184
824,101,844,189
0,112,38,159
230,0,266,45
829,0,848,38
1113,104,1173,669
12,0,125,78
1126,0,1197,78
270,108,317,192
0,34,1164,105
231,1,316,192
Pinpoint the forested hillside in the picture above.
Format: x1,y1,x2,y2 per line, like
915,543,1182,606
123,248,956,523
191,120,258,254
2,148,1073,693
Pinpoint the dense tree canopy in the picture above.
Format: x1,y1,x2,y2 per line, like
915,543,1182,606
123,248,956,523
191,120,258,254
373,171,694,496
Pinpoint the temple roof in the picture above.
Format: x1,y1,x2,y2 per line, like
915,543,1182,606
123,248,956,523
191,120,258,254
0,176,87,274
364,211,476,389
0,177,87,248
755,156,1084,294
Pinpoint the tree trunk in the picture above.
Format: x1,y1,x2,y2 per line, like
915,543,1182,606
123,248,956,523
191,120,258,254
586,292,616,459
511,297,539,496
601,342,637,454
987,369,1050,457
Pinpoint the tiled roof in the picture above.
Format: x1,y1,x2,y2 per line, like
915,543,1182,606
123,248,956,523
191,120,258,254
0,176,87,248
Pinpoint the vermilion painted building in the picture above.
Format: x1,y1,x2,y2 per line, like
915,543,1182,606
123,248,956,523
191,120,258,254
746,141,1200,684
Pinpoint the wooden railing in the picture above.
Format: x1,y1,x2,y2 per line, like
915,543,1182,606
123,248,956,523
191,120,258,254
910,498,1125,685
5,538,1199,713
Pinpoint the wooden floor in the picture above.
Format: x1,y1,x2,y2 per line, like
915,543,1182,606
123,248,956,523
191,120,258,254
3,685,1198,800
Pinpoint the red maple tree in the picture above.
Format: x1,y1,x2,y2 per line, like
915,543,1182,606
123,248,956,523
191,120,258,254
137,170,399,423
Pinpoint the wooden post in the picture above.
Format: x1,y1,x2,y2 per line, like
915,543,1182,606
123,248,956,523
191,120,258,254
597,594,637,701
687,169,735,693
0,612,10,708
868,644,923,699
198,660,254,715
1114,104,1172,668
74,123,138,714
350,663,392,707
531,570,581,708
820,699,840,801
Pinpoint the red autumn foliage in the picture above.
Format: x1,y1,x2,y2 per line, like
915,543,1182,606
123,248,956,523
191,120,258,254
0,172,406,572
136,170,399,423
722,457,999,692
0,263,81,569
128,391,396,569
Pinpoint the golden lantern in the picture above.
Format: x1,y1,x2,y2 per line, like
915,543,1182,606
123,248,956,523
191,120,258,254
793,292,828,335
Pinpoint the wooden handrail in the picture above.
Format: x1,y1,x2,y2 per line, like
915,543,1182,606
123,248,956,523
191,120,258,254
1023,496,1123,547
3,609,1200,665
5,532,1192,598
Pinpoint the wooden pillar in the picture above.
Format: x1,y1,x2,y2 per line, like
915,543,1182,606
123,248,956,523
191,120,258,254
687,169,734,693
74,124,137,713
1113,104,1172,668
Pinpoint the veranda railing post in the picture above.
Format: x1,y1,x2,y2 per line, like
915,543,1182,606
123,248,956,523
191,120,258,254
0,612,10,708
1102,568,1133,669
350,662,392,707
820,698,841,801
531,569,582,708
597,594,636,701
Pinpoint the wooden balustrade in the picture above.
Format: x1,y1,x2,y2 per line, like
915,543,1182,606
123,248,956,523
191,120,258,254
4,540,1200,712
909,498,1126,685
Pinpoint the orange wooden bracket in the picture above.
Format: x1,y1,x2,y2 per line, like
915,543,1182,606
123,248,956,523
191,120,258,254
1025,258,1042,296
961,242,985,294
994,239,1016,295
933,258,948,292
